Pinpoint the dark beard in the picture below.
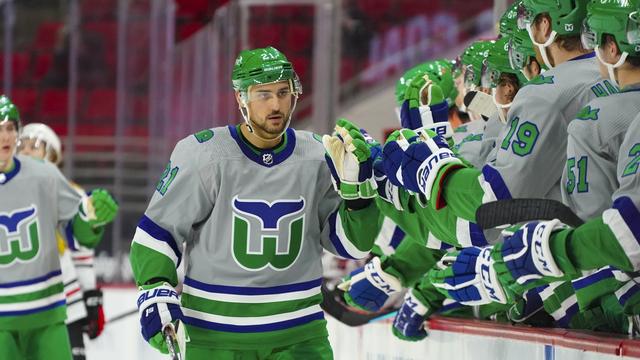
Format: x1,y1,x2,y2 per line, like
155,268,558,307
252,113,288,136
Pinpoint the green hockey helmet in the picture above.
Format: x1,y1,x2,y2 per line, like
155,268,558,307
232,46,302,101
461,40,495,88
0,95,20,131
499,0,521,38
581,0,640,55
483,37,529,88
581,0,640,86
507,28,537,70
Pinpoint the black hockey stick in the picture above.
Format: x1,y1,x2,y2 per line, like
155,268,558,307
106,308,138,325
320,280,396,326
475,198,585,229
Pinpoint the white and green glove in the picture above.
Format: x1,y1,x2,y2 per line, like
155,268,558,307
323,118,377,200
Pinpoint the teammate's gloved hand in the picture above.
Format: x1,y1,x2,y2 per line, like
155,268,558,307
381,128,420,187
429,247,510,306
492,219,566,292
338,257,402,312
80,189,118,228
323,118,377,200
83,289,105,339
400,73,451,138
392,290,430,341
137,282,184,354
399,129,464,203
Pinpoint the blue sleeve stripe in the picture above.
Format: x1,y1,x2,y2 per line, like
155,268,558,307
137,215,182,260
481,165,512,200
0,270,62,288
571,267,614,291
389,226,405,250
183,311,324,333
469,222,489,247
618,282,640,307
554,302,579,329
64,222,77,251
183,276,322,295
328,211,357,260
613,196,640,242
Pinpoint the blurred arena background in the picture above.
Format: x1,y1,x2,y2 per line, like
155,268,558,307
0,0,500,284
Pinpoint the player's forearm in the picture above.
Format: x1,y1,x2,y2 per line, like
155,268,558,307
71,215,104,248
129,242,179,287
439,167,484,221
382,239,445,287
550,218,635,275
338,200,382,253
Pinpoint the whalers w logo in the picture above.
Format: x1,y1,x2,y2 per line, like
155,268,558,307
0,206,40,266
231,197,305,271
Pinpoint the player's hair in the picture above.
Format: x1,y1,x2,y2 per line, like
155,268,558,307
533,14,587,53
498,73,521,103
602,34,640,68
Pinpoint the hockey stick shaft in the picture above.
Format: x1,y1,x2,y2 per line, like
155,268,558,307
475,198,585,229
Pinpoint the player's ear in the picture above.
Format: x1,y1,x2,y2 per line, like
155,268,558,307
234,91,243,106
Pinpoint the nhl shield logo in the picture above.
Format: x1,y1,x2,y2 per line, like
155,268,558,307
262,153,274,165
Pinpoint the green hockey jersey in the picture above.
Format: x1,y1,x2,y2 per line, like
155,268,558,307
0,155,82,330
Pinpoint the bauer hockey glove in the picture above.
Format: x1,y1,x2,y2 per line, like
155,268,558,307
137,282,185,355
83,289,105,339
323,118,377,200
338,257,403,312
392,290,430,341
429,247,510,306
492,219,567,292
400,73,451,138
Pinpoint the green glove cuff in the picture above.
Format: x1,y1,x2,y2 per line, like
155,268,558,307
338,178,378,200
71,215,104,248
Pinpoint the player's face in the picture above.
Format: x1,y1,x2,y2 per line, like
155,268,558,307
245,81,294,138
17,137,47,160
0,121,18,165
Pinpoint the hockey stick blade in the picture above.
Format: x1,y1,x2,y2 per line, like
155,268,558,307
475,198,585,229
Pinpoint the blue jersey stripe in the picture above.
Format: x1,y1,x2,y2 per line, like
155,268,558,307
137,215,182,262
183,311,324,333
618,282,640,306
389,226,405,250
183,277,322,295
571,267,614,291
64,221,77,251
613,196,640,243
481,165,512,200
555,302,579,328
328,210,357,260
469,222,488,246
0,269,62,288
0,299,65,317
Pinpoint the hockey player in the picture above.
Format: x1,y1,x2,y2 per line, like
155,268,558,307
18,123,113,359
129,47,377,359
0,96,117,359
380,0,625,337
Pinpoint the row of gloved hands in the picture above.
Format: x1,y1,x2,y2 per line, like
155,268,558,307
339,218,570,341
322,71,459,204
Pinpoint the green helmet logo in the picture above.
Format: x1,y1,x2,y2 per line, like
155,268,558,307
0,95,20,131
499,0,522,38
231,46,302,97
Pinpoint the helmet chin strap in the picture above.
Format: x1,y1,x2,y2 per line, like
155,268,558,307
527,23,557,69
595,46,628,88
491,88,511,124
238,95,298,143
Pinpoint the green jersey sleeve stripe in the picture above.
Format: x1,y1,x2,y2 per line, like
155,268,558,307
603,197,640,269
181,292,322,318
131,226,180,266
328,210,369,259
182,283,320,304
